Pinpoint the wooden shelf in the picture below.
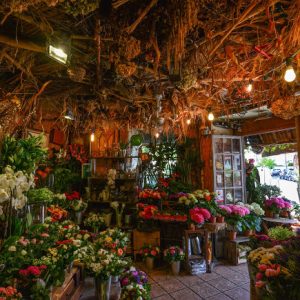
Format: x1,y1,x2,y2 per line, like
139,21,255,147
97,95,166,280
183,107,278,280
90,156,139,160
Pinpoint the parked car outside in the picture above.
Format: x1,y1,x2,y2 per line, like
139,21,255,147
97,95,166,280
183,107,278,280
287,171,298,182
271,168,281,176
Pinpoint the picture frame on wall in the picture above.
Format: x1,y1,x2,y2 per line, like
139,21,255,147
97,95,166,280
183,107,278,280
26,129,49,148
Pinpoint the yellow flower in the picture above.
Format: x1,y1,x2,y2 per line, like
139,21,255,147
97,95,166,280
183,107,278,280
260,253,274,265
105,237,113,243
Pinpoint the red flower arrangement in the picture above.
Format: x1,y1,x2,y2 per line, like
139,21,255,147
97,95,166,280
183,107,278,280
138,189,163,200
190,207,211,224
139,245,160,258
0,286,22,300
19,265,47,278
137,204,158,219
153,212,187,222
65,191,80,200
47,205,68,222
68,144,88,164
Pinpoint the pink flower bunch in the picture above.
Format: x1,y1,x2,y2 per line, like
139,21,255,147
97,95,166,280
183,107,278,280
265,197,292,210
189,207,211,224
219,204,250,217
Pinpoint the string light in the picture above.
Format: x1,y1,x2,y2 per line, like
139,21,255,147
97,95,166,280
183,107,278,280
246,80,253,92
284,59,296,82
64,108,74,120
90,131,95,142
186,119,191,125
208,111,214,121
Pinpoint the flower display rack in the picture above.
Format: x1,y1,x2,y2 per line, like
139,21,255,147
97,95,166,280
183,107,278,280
224,236,250,265
52,267,83,300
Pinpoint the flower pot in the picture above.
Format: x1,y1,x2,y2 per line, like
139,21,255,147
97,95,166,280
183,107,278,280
265,210,273,218
280,210,289,218
103,213,112,227
209,216,216,223
273,213,279,219
244,229,253,237
170,261,180,276
228,231,237,241
145,256,154,271
216,216,225,223
189,223,196,230
95,276,111,300
111,275,119,284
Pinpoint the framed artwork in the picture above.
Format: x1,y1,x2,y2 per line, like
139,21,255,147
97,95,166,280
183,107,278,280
224,155,232,170
27,129,49,148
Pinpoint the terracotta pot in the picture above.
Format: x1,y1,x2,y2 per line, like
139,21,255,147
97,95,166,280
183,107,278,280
265,210,273,218
209,216,216,223
189,223,196,230
244,229,253,237
280,210,289,218
216,216,225,223
228,231,237,241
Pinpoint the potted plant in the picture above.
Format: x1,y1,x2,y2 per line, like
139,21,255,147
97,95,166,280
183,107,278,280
265,197,291,218
139,245,160,271
163,246,185,275
189,207,211,229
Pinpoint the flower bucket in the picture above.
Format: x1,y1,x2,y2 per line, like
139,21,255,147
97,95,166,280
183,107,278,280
171,261,180,276
73,211,83,225
145,257,154,271
209,216,216,223
103,213,112,227
111,275,119,284
95,276,111,300
228,231,237,241
216,216,224,223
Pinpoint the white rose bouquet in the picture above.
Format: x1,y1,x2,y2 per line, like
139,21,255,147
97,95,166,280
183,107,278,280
83,213,106,233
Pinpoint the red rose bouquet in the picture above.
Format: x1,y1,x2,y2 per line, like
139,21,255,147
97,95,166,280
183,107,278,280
139,245,160,259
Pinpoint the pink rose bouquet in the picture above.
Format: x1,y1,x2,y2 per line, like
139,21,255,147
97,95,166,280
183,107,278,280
139,245,160,259
163,246,185,263
189,207,211,224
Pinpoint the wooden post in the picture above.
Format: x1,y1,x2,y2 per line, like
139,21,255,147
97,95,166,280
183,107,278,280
295,116,300,199
199,134,213,191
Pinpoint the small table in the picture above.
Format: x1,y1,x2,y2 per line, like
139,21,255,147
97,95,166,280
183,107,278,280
262,217,299,233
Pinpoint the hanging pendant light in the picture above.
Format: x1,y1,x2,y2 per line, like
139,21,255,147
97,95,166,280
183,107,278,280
284,58,296,82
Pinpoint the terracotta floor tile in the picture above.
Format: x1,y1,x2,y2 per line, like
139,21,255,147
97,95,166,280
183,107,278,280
158,278,185,293
222,272,249,285
214,266,237,277
190,282,220,299
171,288,203,300
240,282,250,292
225,287,250,300
207,277,237,292
176,275,204,287
153,294,174,300
150,270,173,282
151,284,168,298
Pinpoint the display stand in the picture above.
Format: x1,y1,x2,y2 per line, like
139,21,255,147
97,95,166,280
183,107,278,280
51,267,83,300
262,217,298,233
224,236,250,265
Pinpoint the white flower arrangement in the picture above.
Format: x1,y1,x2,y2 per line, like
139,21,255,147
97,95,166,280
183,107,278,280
0,166,35,214
83,213,106,230
237,202,264,216
107,169,117,187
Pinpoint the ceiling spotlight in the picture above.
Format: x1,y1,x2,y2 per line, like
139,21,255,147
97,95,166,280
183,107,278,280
186,119,191,125
47,38,70,64
208,111,214,121
64,108,74,120
246,80,253,92
284,58,296,82
90,131,95,142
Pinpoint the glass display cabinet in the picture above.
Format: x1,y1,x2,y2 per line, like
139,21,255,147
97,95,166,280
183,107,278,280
212,135,245,204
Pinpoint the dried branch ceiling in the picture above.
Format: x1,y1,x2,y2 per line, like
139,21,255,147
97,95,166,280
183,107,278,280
0,0,300,137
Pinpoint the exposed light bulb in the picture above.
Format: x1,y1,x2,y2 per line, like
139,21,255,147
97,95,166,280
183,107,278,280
208,112,214,121
246,82,253,92
64,109,74,120
48,45,68,64
155,132,160,138
90,132,95,142
186,119,191,125
284,65,296,82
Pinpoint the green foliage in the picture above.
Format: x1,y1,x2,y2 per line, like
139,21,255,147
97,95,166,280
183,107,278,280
0,135,47,174
52,167,81,193
260,184,281,199
258,158,276,169
27,188,54,204
268,226,295,241
241,214,262,231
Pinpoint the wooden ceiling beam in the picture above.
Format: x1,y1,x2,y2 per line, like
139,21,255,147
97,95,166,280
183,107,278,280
241,116,296,136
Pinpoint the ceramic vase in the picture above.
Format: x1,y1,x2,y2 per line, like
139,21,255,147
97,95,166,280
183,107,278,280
209,216,216,223
145,256,154,271
171,261,180,275
95,276,111,300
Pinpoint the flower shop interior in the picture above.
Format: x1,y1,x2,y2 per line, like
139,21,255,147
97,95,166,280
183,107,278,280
1,1,300,300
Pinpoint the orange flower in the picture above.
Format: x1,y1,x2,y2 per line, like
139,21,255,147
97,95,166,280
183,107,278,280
265,265,280,277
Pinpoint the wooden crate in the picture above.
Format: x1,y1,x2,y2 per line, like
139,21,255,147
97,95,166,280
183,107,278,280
224,236,250,265
52,267,83,300
133,229,160,260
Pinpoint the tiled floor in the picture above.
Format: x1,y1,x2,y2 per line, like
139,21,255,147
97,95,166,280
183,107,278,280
80,263,250,300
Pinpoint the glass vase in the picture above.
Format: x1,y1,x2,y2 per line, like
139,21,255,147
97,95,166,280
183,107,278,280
95,276,111,300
